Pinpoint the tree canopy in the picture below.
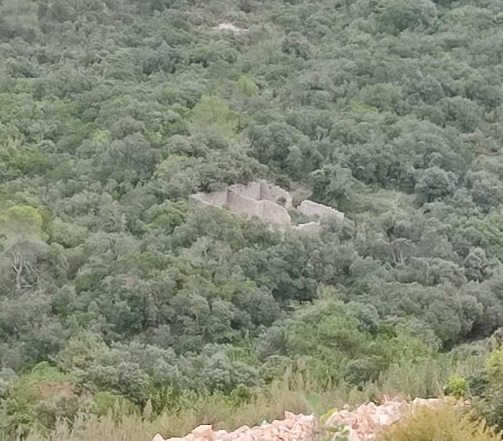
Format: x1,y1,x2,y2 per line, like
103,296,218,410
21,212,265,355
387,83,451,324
2,0,503,437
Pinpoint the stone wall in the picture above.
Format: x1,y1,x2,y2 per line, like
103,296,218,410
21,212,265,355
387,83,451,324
298,200,344,221
231,182,262,202
260,181,293,209
258,200,292,225
188,181,343,231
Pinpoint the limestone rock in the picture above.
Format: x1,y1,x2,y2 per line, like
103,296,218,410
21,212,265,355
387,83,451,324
324,398,441,440
154,398,443,441
157,412,316,441
191,425,214,439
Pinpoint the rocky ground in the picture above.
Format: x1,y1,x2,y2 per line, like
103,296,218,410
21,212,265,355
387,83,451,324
152,398,440,441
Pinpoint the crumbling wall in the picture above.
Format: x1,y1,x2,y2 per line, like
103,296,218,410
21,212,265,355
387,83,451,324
225,189,292,225
293,221,321,234
258,200,292,225
231,182,262,201
226,188,260,219
214,22,249,33
298,200,344,221
188,181,343,231
260,181,293,209
203,189,228,206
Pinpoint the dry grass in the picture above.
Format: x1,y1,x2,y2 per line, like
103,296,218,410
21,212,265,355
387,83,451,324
376,400,502,441
17,375,370,441
12,357,482,441
24,412,155,441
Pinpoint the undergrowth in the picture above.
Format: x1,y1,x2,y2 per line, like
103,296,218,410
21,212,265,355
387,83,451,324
376,401,502,441
6,358,463,441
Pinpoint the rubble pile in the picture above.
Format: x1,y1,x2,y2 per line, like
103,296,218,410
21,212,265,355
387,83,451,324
325,398,440,440
152,411,316,441
152,398,441,441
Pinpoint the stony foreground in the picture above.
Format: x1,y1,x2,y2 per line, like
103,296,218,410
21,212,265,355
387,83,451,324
152,398,440,441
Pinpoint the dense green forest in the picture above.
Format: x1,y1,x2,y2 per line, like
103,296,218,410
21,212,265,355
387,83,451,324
3,0,503,438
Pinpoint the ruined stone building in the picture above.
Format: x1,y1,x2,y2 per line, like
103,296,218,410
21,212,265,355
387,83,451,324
188,180,344,233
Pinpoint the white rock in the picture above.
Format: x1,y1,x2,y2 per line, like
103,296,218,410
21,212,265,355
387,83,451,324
297,200,344,221
191,424,214,439
214,22,249,33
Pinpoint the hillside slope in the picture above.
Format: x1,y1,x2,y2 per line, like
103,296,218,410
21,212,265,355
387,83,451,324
2,0,503,438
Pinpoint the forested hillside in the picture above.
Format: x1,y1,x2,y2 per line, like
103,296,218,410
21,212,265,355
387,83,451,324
3,0,503,438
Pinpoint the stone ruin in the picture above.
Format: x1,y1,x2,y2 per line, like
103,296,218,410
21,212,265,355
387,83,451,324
188,180,344,233
213,22,249,33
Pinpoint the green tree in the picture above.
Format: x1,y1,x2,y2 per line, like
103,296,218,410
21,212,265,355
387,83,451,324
415,167,457,203
377,0,437,35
